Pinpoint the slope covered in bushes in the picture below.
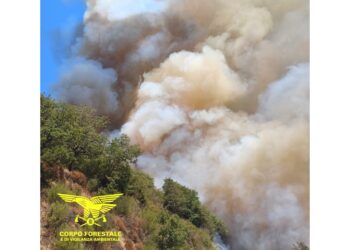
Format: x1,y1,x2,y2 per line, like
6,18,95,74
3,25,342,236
40,95,228,250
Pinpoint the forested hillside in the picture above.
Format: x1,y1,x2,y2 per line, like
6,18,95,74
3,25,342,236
40,95,228,250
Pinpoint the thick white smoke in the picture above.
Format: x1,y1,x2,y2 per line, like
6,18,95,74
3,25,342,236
122,56,309,249
55,0,309,249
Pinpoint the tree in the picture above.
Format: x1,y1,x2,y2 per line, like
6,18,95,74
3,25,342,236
163,179,202,225
41,95,107,170
157,214,188,250
41,95,140,193
163,179,228,240
126,169,158,206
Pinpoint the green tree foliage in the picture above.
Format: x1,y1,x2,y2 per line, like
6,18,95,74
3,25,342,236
163,178,202,225
41,95,140,193
163,178,228,239
87,135,140,193
126,169,162,206
41,95,107,170
116,196,140,217
140,207,162,235
86,178,99,192
104,138,133,193
157,214,188,250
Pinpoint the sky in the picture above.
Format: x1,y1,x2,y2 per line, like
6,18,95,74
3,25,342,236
41,0,85,94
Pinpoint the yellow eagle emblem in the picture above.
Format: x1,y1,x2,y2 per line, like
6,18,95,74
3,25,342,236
58,193,122,227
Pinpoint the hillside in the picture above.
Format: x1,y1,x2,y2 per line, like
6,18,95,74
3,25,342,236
40,95,228,250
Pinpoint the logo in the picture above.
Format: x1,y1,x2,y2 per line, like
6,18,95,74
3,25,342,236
58,193,122,227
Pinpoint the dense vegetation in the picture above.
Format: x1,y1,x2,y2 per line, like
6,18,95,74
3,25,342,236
163,179,228,241
40,95,227,250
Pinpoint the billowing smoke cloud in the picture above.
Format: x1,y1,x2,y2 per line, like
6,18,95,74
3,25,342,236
122,59,309,249
55,0,205,125
55,0,309,249
55,58,118,114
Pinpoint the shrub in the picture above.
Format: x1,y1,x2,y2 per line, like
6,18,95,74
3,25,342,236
127,169,160,206
140,208,162,235
54,240,84,250
55,224,84,250
96,135,140,193
157,214,188,250
47,183,73,203
143,240,158,250
186,228,214,250
162,178,228,240
116,196,140,217
48,202,69,228
103,161,131,194
200,207,229,241
87,178,99,192
163,179,202,224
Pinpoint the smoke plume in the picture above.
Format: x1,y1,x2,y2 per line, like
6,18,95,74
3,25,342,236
55,0,309,249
